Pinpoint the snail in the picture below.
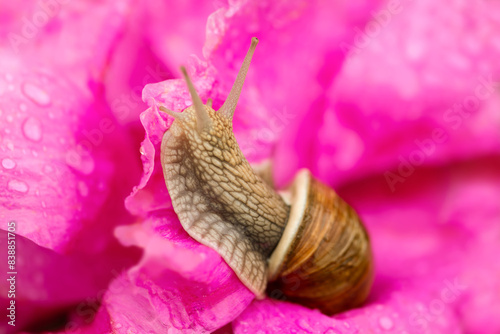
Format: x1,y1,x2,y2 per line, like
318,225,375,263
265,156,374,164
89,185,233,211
159,37,374,315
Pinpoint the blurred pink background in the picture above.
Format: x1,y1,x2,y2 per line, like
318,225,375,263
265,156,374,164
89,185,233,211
0,0,499,333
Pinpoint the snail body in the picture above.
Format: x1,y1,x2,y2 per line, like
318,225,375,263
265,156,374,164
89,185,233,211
159,38,373,315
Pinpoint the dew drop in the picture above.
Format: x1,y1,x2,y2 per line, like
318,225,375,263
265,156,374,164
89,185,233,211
19,103,27,112
97,180,106,191
323,329,341,334
8,180,28,193
41,201,46,208
6,115,13,122
6,142,14,151
65,149,95,175
5,74,13,82
77,181,89,197
296,319,313,333
379,316,394,330
22,117,42,142
2,158,16,169
22,82,52,107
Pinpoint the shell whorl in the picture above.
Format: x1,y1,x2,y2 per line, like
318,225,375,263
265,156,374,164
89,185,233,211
268,169,373,314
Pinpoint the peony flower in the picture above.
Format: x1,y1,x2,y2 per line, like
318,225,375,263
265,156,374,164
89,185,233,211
1,0,499,333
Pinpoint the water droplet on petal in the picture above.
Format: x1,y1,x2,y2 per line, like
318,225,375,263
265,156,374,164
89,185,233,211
296,319,313,333
41,201,46,208
379,316,394,330
22,82,52,107
65,149,95,175
6,115,13,122
22,117,42,142
6,142,14,151
77,181,89,197
97,180,106,191
2,158,16,169
8,180,28,193
5,74,13,82
19,103,27,112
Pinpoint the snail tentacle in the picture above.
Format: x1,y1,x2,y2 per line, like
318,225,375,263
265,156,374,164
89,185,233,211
219,37,259,121
158,105,186,121
180,66,212,133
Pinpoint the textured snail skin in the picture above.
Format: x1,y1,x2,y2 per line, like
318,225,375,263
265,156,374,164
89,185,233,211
161,103,289,296
159,37,373,314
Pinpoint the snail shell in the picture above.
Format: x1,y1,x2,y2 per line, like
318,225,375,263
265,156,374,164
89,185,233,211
268,169,373,314
159,38,374,315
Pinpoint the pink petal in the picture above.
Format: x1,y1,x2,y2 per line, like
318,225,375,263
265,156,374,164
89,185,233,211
87,212,254,333
0,1,143,330
125,57,219,215
232,158,500,333
0,0,132,87
120,43,256,333
103,0,222,126
0,231,98,332
274,0,500,188
205,0,385,164
1,56,127,252
45,0,497,333
234,285,463,334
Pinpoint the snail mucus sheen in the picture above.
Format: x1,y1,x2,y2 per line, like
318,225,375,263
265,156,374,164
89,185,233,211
159,38,374,315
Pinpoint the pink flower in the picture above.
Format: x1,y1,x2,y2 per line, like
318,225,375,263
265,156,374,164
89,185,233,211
0,1,143,331
1,0,499,333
